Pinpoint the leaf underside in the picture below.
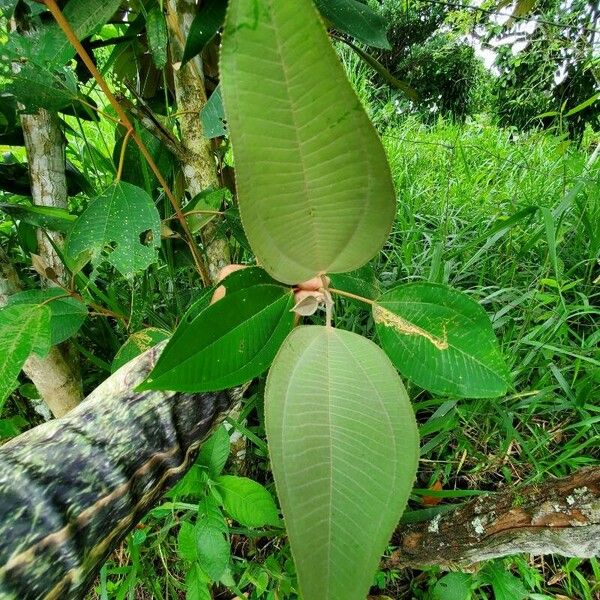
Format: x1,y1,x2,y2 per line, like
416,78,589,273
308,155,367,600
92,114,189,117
220,0,396,284
265,326,419,600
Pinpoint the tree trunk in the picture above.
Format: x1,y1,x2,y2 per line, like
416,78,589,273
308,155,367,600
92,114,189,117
388,467,600,570
166,0,230,283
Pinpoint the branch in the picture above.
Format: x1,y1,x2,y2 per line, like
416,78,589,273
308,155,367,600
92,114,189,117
388,468,600,570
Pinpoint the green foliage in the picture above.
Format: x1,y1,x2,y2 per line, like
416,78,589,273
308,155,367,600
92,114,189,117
7,289,87,346
0,304,51,409
315,0,391,49
433,572,473,600
201,85,227,139
146,7,168,70
181,0,227,66
216,475,280,528
142,284,295,392
374,283,510,397
265,326,419,600
0,203,76,234
65,182,161,279
220,0,396,284
111,328,170,372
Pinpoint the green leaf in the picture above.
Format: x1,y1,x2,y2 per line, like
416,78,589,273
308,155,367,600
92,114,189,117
65,182,161,279
0,304,51,411
216,475,280,528
185,564,212,600
265,326,419,600
181,0,227,66
111,328,171,373
0,203,76,234
146,7,169,70
195,520,230,581
433,572,473,600
7,289,87,346
141,285,295,392
220,0,396,284
201,85,227,139
197,426,230,478
482,563,528,600
186,187,231,233
374,283,510,398
178,521,198,562
315,0,391,49
329,264,380,303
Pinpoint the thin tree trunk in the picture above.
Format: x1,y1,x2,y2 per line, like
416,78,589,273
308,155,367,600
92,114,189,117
166,0,230,283
0,248,82,417
388,467,600,570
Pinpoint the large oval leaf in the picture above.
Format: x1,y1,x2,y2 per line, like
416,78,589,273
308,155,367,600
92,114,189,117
140,285,295,392
220,0,396,284
374,282,511,397
265,326,418,600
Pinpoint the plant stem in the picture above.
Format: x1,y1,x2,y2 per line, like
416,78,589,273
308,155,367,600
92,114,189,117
42,0,211,287
328,287,375,306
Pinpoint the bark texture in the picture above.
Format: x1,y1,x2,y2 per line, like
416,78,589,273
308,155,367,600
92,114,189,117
166,0,230,283
389,467,600,570
20,109,69,285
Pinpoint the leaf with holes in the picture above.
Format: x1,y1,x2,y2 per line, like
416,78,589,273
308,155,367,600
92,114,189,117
8,289,87,346
141,284,295,392
315,0,391,49
374,283,510,397
0,304,51,411
65,182,161,279
201,85,227,139
265,326,418,600
220,0,395,284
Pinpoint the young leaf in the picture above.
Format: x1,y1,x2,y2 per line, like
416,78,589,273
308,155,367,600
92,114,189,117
265,326,419,600
0,304,51,410
197,426,230,478
374,283,510,398
315,0,391,49
195,520,230,581
111,328,171,372
7,289,87,346
216,475,280,528
181,0,227,66
146,7,169,70
141,285,295,392
220,0,396,284
65,182,161,279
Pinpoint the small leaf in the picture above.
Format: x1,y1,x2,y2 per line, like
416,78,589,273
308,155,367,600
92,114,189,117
265,326,419,600
220,0,396,284
178,521,198,561
201,85,227,139
185,564,212,600
65,182,161,279
141,285,295,392
111,328,171,372
216,475,281,528
146,7,169,70
197,426,230,478
181,0,227,66
0,304,51,411
433,572,473,600
186,187,231,233
374,283,510,398
315,0,391,49
8,289,87,346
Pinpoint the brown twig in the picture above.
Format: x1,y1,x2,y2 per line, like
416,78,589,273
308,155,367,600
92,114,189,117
42,0,211,286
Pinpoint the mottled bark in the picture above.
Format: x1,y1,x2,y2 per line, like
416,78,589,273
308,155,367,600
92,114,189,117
388,467,600,570
166,0,230,283
20,108,68,285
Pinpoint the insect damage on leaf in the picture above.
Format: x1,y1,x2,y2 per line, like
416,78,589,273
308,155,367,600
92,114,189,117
373,303,449,350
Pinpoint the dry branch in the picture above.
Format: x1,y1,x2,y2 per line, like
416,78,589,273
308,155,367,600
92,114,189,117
389,467,600,570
